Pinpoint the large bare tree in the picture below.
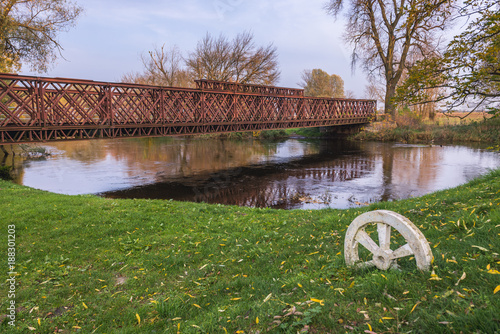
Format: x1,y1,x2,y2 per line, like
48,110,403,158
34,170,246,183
325,0,456,116
186,31,280,85
0,0,83,72
141,44,190,87
122,44,193,87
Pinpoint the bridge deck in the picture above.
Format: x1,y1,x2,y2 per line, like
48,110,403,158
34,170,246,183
0,74,375,144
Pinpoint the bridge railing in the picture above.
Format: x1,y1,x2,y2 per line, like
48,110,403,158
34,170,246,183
0,73,376,143
195,79,305,97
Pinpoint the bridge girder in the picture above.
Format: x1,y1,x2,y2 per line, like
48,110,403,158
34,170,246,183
0,74,376,144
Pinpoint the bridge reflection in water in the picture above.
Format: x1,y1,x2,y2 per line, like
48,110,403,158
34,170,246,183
102,141,375,209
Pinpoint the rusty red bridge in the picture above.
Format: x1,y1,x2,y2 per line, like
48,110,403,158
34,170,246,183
0,73,375,144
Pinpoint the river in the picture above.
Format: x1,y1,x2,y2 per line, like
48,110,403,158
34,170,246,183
5,137,500,209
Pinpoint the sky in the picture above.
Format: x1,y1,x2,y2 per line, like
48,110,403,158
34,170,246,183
20,0,369,97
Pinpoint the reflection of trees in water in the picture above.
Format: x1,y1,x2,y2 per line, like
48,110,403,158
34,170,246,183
394,147,441,189
367,143,443,201
105,152,375,209
42,138,319,179
2,150,47,183
192,157,374,208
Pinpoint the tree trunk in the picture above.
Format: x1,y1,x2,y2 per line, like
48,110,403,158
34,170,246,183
384,81,398,118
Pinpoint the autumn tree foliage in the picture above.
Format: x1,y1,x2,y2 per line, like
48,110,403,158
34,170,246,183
399,0,500,116
0,0,82,73
325,0,456,116
300,69,344,98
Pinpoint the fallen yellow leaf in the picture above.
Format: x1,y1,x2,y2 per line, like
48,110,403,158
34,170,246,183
494,285,500,294
429,270,442,281
136,313,141,324
310,298,325,305
410,302,421,313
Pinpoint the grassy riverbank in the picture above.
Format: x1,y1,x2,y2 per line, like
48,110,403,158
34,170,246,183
0,170,499,333
210,114,500,144
353,117,500,145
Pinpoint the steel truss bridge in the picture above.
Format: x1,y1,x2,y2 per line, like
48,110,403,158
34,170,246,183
0,73,375,144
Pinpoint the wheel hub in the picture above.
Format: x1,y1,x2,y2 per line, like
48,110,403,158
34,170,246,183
372,249,394,270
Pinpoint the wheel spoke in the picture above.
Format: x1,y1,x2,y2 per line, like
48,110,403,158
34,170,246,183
391,244,413,259
355,230,380,255
377,223,391,250
357,260,375,269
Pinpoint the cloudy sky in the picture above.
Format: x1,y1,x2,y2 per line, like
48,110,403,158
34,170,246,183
20,0,369,97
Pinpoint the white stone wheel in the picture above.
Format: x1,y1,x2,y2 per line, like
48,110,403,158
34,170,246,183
344,210,433,271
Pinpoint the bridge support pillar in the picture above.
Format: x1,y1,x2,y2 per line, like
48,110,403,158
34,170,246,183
0,145,8,156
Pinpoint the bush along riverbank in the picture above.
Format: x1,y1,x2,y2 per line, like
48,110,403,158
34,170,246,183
0,169,499,333
352,117,500,145
204,115,500,145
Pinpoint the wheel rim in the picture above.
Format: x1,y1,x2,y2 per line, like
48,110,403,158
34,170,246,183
344,210,433,271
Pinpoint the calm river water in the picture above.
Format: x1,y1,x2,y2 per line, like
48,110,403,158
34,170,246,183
6,137,500,209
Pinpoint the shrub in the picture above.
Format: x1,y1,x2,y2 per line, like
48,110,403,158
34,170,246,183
0,165,12,180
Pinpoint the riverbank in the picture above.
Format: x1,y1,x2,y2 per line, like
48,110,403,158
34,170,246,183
194,115,500,146
352,117,500,145
0,169,499,333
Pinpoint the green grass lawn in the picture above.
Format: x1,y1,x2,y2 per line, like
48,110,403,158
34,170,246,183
354,117,500,145
0,170,499,333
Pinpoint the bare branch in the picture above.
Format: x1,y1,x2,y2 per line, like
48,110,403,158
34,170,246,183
185,31,280,85
325,0,458,115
